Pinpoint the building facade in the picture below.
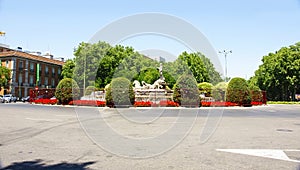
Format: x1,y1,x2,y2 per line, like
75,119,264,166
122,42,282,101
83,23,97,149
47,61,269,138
0,44,64,97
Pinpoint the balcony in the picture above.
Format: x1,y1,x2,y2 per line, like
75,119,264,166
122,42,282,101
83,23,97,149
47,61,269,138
45,72,49,76
18,67,24,71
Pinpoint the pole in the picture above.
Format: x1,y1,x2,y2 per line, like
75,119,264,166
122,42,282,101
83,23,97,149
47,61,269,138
219,50,232,82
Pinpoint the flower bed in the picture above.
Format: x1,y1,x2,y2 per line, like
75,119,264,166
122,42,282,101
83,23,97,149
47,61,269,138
69,100,106,107
34,98,58,105
159,100,179,107
134,101,179,107
201,101,238,107
251,101,263,106
134,101,152,107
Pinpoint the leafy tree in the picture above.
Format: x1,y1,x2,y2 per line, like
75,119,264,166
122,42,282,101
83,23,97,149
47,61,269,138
173,74,199,107
176,52,209,83
84,86,96,95
199,53,223,84
251,42,300,101
211,82,227,101
198,82,213,97
73,41,112,88
55,78,80,105
0,66,11,91
226,77,251,106
61,59,75,79
105,77,135,107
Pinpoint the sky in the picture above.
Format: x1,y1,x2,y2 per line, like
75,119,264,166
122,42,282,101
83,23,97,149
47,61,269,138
1,0,300,79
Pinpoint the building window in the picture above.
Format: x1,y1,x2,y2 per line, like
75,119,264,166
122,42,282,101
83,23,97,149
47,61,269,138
45,66,49,76
19,61,23,69
30,63,34,72
6,60,9,67
58,68,61,75
52,78,55,87
52,67,55,76
45,77,48,86
29,75,34,86
18,73,23,83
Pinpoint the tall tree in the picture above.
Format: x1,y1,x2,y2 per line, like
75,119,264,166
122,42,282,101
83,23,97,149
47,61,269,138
61,59,75,79
250,42,300,101
0,66,11,90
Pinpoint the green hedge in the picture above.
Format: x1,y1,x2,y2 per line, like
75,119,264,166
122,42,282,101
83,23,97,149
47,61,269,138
55,78,80,105
105,77,135,108
226,77,251,106
173,74,199,107
211,82,227,101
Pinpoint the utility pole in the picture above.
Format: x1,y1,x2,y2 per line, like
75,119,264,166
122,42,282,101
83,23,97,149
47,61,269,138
219,50,232,82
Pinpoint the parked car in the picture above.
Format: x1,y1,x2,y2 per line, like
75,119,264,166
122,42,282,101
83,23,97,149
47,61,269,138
2,94,17,103
21,96,30,102
0,95,3,103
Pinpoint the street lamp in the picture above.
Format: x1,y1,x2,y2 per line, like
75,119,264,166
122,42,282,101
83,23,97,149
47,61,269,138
219,50,232,82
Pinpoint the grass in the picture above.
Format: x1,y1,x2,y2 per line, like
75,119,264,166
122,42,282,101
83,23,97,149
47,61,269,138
267,101,300,104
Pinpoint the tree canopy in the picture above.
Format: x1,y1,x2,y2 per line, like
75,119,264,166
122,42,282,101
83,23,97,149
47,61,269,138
0,66,11,90
250,42,300,101
71,41,222,89
61,59,75,79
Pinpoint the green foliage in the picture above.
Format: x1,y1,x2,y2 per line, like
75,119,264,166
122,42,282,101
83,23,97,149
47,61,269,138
133,67,176,89
267,101,300,104
177,52,209,83
0,66,11,90
251,42,300,101
249,84,263,102
61,59,75,79
211,82,227,101
55,78,80,105
199,53,223,84
105,77,135,107
73,41,112,88
85,86,96,95
173,74,199,106
226,77,251,105
198,82,213,97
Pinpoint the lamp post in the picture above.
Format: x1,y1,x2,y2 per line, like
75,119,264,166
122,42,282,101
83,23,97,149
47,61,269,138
219,50,232,82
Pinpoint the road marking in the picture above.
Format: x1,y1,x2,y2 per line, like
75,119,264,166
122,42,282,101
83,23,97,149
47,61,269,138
25,118,61,122
217,149,300,163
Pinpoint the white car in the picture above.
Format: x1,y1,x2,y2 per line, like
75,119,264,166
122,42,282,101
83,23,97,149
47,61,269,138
2,94,17,103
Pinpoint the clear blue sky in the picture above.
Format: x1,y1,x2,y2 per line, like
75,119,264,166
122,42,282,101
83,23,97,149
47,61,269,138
1,0,300,79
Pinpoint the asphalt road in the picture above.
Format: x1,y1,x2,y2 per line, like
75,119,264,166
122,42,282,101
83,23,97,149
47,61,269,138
0,103,300,170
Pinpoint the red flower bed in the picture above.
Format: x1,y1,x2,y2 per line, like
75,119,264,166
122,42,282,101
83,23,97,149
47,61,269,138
251,101,263,106
34,98,58,105
134,101,152,107
70,100,106,107
134,101,179,107
201,101,238,107
159,100,179,107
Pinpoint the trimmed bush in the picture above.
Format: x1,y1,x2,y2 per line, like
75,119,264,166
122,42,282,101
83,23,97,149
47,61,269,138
226,77,251,106
173,74,199,107
211,82,227,101
105,77,135,108
249,84,263,102
55,78,80,105
198,82,213,97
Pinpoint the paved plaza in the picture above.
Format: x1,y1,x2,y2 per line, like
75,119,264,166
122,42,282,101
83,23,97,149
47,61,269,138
0,103,300,169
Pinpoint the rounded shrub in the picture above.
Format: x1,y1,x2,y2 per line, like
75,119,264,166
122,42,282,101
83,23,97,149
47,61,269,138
105,77,135,108
173,74,199,107
55,78,80,105
198,82,213,97
249,84,263,102
226,77,251,106
211,82,227,101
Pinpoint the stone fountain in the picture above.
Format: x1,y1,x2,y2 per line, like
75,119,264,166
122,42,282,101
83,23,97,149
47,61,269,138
133,63,173,104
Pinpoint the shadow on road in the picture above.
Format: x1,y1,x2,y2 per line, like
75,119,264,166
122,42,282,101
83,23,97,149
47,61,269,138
0,159,95,170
